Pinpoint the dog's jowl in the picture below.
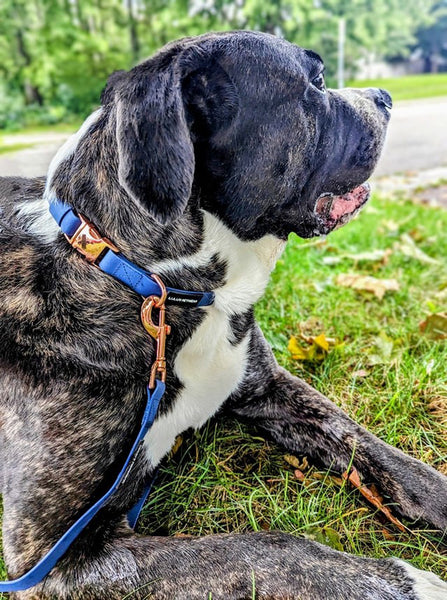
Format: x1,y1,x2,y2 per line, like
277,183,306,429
1,31,446,599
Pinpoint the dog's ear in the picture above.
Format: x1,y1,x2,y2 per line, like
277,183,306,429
101,70,128,105
115,63,194,225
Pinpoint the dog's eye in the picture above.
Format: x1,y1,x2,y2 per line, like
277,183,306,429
312,72,326,93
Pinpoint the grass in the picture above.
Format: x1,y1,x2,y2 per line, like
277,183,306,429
0,142,35,155
0,122,82,137
348,72,447,101
0,192,446,596
138,193,447,579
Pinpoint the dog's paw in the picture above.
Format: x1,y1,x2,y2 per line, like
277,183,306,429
398,561,447,600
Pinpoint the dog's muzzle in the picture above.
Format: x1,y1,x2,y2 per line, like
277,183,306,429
314,182,370,234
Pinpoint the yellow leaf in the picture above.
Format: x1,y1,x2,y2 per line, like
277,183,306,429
313,333,330,351
288,336,308,359
336,273,399,299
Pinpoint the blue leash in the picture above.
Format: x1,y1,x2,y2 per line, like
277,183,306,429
0,199,214,592
0,381,165,593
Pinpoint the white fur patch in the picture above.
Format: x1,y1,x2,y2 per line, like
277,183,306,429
153,211,286,316
15,197,60,243
16,109,102,243
145,309,250,467
398,561,447,599
144,211,285,466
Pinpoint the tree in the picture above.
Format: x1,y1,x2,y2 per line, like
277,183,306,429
416,0,447,72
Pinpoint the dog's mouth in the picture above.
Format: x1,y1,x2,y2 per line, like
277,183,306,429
314,182,370,234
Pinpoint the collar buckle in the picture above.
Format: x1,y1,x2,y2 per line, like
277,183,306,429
66,215,119,264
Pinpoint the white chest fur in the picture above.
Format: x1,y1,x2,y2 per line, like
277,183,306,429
144,211,285,467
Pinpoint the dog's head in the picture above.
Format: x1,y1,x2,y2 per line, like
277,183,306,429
104,31,391,240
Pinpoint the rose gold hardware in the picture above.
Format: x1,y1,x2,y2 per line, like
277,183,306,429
141,275,171,389
66,215,119,263
149,274,168,307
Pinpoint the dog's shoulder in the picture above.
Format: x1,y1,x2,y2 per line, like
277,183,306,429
0,176,46,212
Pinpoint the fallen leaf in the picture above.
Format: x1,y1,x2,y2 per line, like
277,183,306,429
288,336,309,360
419,312,447,340
336,273,399,300
382,528,396,541
284,454,301,469
352,369,369,378
288,333,340,362
322,249,389,265
394,233,440,265
284,455,309,470
313,333,330,351
342,468,406,532
170,435,183,456
330,475,344,486
367,332,401,366
299,316,324,338
294,469,305,481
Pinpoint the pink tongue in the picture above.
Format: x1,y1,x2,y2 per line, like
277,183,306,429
330,187,368,220
316,184,370,222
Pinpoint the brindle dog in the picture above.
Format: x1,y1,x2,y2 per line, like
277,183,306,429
0,31,446,600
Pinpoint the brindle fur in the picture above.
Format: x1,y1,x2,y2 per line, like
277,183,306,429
0,31,446,599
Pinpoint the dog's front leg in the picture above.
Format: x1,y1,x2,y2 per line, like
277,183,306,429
9,529,447,599
227,327,447,531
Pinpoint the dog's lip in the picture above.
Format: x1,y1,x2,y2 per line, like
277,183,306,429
314,182,371,231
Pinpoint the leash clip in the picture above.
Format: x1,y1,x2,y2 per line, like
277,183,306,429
66,215,119,264
141,274,171,389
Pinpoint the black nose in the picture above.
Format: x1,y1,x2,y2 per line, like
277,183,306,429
370,88,393,110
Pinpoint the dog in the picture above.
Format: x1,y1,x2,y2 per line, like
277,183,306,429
0,30,446,599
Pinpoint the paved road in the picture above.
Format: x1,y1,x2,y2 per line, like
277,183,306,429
374,96,447,176
1,97,446,178
0,132,69,178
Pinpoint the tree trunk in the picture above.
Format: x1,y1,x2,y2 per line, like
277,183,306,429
16,29,43,106
24,80,44,105
127,0,140,63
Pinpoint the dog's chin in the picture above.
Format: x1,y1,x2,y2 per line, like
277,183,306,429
312,182,371,236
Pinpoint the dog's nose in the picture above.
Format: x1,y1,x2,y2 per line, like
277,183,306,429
370,88,393,110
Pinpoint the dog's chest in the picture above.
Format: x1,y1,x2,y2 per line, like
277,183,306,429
144,308,250,467
143,212,285,467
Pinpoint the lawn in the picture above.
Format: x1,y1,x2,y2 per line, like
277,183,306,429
0,142,34,156
348,72,447,101
139,192,447,580
0,191,446,596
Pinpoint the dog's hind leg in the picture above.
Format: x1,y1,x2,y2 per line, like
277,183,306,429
5,526,447,599
227,327,447,532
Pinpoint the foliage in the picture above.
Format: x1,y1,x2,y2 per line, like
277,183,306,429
0,0,444,129
415,0,447,72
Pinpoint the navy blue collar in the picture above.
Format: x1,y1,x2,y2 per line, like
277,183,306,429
49,199,214,307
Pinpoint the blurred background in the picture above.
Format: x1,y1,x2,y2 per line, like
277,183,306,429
0,0,446,182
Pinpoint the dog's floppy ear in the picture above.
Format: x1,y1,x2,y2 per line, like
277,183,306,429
115,62,194,224
101,70,128,105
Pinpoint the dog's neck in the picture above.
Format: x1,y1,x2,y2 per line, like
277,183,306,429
38,108,285,312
